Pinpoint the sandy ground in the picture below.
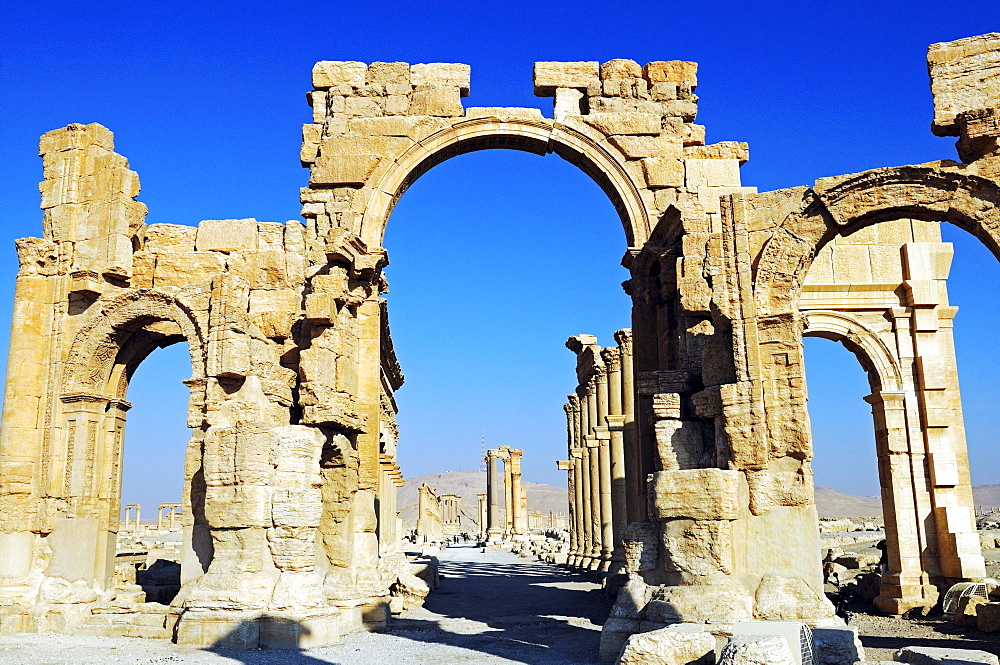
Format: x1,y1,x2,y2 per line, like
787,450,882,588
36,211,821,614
0,544,612,664
3,543,1000,664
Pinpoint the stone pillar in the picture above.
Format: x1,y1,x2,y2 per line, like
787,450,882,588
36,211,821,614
415,484,431,543
579,386,594,568
500,447,514,536
614,329,641,524
570,448,585,566
602,346,627,574
594,369,613,571
586,380,602,569
563,398,579,562
477,493,487,541
509,448,525,536
866,390,941,613
486,450,502,543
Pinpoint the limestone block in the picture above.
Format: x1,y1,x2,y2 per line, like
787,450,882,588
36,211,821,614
39,122,114,156
249,289,300,339
616,626,715,665
533,61,599,95
684,141,749,164
410,63,471,95
895,647,999,665
554,88,584,118
662,519,733,575
393,572,429,610
720,635,793,665
686,159,741,188
144,223,197,252
346,97,383,117
152,251,226,288
14,237,59,276
205,486,271,528
584,112,662,136
648,469,739,520
196,219,259,252
954,594,988,628
601,59,642,80
267,525,318,572
977,602,1000,633
927,33,1000,135
347,116,449,140
813,627,865,665
697,186,757,215
646,581,753,624
599,616,641,663
271,489,323,527
644,61,698,89
227,249,287,290
622,521,660,572
72,234,133,274
610,135,682,159
313,61,366,89
642,158,685,187
408,86,463,117
311,153,380,187
611,576,652,619
754,575,833,621
367,62,410,87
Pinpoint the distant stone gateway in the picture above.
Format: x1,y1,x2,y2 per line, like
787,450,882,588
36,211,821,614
0,32,997,649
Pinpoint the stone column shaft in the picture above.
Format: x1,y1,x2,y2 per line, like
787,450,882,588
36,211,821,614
486,452,502,542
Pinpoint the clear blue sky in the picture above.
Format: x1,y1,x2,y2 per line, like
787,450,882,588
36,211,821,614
1,1,997,511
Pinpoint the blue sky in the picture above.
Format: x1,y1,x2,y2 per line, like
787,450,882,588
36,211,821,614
1,1,998,509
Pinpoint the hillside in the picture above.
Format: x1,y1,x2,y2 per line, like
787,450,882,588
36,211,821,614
396,474,999,526
398,470,567,530
814,486,882,518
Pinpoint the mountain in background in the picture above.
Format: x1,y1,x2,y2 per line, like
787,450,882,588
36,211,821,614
811,484,999,519
397,472,1000,526
398,470,567,530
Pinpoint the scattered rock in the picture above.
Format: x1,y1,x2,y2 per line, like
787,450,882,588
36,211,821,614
720,634,794,665
616,625,716,665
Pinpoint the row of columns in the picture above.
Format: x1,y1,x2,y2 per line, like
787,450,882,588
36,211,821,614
558,330,635,573
483,446,527,542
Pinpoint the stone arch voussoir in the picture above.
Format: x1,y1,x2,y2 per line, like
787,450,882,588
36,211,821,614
359,115,651,249
62,288,208,397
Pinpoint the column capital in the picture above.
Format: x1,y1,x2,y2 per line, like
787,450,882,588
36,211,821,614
614,328,633,354
601,347,621,372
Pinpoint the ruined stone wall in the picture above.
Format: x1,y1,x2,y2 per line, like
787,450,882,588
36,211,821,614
0,124,406,646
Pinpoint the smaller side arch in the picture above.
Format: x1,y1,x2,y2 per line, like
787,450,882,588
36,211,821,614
62,289,207,398
802,310,903,393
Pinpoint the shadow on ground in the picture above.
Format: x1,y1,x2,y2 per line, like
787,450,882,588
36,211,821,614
203,543,610,665
384,545,612,664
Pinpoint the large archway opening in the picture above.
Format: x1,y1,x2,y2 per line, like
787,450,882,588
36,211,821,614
380,146,629,642
117,340,192,604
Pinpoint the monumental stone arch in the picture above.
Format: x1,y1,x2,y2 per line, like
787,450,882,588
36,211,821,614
1,33,999,652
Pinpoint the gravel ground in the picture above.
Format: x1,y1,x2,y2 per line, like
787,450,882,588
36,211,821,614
0,544,612,664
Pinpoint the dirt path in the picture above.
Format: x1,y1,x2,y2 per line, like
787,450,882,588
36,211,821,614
0,544,612,664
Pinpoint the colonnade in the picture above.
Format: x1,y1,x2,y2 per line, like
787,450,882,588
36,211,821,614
558,330,635,573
